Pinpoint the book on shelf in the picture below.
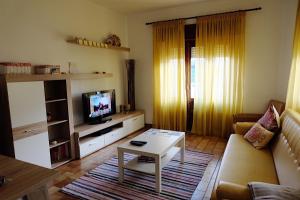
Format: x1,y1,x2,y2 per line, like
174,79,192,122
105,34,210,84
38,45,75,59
137,156,155,163
50,143,70,163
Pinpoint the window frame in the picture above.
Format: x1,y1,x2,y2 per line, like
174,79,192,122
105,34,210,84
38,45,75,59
184,24,196,131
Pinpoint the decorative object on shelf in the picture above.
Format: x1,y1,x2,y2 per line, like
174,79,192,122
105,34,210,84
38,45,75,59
50,140,58,145
47,112,52,122
125,104,131,112
72,37,105,47
83,38,88,46
50,143,69,163
35,65,60,74
67,37,130,51
68,62,71,74
119,104,130,113
103,34,121,47
120,105,125,113
126,59,135,111
0,62,32,74
138,155,154,162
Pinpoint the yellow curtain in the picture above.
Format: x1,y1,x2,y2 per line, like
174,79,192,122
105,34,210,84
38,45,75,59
192,12,245,138
286,4,300,112
153,20,187,131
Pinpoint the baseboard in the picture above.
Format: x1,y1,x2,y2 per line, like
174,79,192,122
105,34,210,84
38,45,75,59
145,123,152,128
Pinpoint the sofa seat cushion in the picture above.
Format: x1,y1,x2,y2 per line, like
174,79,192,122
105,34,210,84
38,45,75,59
215,134,279,199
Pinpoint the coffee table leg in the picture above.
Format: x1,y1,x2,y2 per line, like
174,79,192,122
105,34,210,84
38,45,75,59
118,149,124,183
155,155,161,193
180,137,185,164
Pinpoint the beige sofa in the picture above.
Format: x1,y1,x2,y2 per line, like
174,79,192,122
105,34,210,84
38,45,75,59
212,109,300,200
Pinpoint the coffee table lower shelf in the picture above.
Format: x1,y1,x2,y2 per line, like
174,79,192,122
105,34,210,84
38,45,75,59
124,146,181,174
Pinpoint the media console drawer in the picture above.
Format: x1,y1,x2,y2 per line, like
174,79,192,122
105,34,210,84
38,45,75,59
79,135,105,158
105,128,123,146
124,114,145,135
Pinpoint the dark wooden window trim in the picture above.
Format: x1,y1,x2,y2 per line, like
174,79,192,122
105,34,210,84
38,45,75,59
185,24,196,132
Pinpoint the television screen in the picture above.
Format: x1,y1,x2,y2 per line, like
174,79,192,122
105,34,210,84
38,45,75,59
82,89,116,124
89,92,112,118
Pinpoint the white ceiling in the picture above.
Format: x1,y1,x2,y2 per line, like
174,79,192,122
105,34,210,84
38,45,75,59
90,0,210,14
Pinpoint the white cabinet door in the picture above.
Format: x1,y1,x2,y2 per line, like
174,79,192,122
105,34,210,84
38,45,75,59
123,114,145,136
14,132,51,168
7,81,47,128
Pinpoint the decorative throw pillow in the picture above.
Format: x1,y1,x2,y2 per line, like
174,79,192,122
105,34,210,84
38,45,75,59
257,105,280,131
272,105,281,128
244,123,274,149
248,182,300,200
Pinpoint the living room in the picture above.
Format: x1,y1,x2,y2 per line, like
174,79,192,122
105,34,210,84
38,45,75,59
0,0,299,199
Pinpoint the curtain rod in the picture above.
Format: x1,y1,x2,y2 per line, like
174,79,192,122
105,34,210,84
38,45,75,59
145,7,262,25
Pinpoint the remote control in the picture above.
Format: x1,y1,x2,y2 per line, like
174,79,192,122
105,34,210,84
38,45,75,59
130,140,147,146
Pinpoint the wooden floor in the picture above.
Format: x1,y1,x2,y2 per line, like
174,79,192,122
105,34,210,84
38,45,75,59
49,128,227,200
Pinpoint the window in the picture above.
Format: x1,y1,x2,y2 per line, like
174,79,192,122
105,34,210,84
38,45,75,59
191,46,230,103
190,47,197,99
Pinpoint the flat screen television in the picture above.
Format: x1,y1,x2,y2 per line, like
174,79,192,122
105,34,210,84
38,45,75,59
82,89,116,124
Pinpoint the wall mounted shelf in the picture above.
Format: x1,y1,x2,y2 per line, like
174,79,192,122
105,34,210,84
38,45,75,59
67,39,130,52
70,73,112,80
4,73,113,82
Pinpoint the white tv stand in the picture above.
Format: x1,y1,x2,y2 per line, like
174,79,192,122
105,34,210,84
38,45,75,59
74,111,144,158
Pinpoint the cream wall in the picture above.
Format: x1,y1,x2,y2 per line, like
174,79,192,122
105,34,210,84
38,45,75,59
128,0,298,124
0,0,128,125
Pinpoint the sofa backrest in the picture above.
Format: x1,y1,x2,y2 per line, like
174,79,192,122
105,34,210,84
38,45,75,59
271,109,300,188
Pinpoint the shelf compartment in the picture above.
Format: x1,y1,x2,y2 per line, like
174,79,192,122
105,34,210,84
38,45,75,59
51,158,72,169
47,120,68,127
46,99,69,122
46,98,67,104
47,121,70,143
44,80,67,100
50,142,71,168
124,147,181,175
49,139,70,149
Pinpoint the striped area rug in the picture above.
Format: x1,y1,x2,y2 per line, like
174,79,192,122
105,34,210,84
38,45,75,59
61,151,214,200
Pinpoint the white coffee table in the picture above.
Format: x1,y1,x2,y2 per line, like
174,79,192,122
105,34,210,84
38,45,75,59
117,128,185,193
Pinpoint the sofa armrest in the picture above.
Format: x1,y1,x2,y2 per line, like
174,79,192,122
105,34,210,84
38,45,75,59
216,181,250,200
234,122,255,135
233,113,263,123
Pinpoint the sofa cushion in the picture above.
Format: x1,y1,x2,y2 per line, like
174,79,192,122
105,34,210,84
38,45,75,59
271,109,300,188
215,134,278,200
258,106,279,131
244,123,275,149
